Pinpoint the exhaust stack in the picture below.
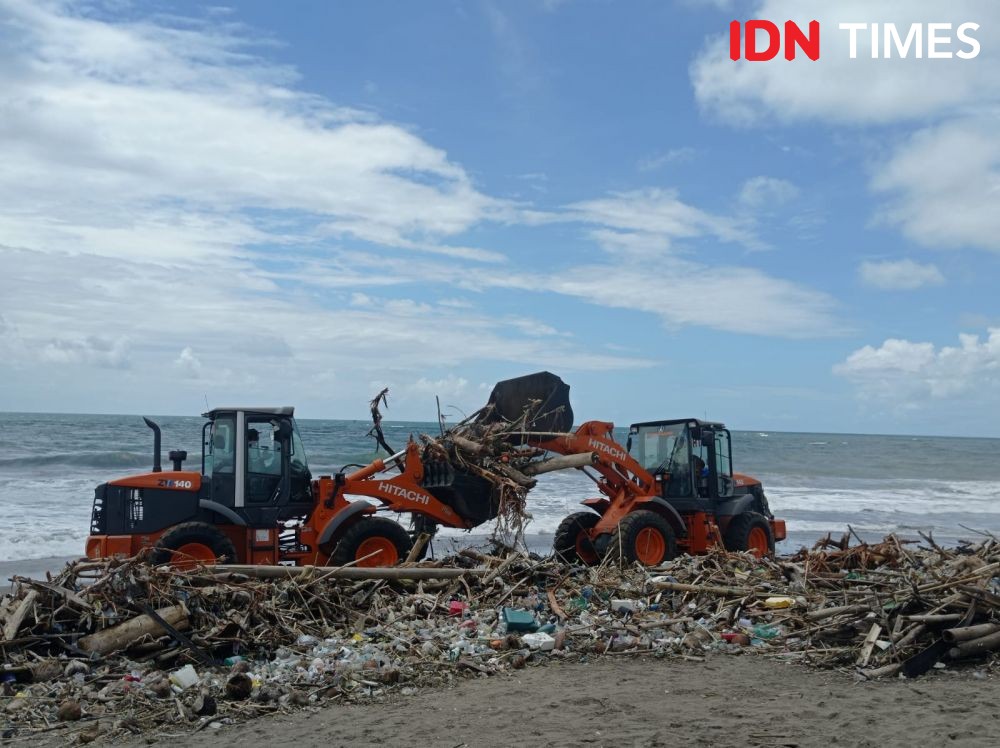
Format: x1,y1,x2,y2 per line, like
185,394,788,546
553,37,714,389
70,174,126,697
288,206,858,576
143,417,162,473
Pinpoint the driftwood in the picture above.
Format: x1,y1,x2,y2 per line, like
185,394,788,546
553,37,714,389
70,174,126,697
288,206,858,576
522,452,597,476
78,603,188,656
209,564,487,580
856,622,882,667
653,580,756,597
2,589,39,641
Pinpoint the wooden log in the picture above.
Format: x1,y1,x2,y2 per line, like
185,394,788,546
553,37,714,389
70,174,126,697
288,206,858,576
2,590,40,641
522,452,598,476
947,630,1000,659
653,581,755,597
210,564,488,580
856,622,882,667
492,462,536,489
450,435,486,455
78,604,188,656
894,623,926,650
859,662,903,680
404,533,431,564
19,579,90,611
905,613,965,624
804,604,869,621
942,623,1000,643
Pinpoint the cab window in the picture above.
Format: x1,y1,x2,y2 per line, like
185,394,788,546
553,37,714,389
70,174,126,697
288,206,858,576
205,417,235,476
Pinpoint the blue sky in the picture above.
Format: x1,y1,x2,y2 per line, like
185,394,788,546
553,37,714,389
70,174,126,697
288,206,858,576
1,0,999,435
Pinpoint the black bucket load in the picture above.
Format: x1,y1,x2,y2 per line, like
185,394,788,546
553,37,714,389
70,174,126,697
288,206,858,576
476,371,574,434
424,372,574,525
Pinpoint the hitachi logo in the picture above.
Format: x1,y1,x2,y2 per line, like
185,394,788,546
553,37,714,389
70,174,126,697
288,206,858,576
378,482,430,505
588,438,628,462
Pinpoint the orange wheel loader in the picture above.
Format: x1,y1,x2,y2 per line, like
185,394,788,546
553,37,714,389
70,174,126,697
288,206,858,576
85,407,506,568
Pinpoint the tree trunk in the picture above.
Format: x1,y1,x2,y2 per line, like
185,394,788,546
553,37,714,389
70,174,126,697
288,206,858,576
78,604,188,656
522,452,597,476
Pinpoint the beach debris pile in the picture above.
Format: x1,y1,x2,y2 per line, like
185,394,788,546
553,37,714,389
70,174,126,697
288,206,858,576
4,532,1000,740
368,371,576,539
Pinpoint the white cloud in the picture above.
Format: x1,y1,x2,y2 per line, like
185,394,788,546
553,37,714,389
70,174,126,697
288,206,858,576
872,117,1000,253
407,375,470,399
0,0,507,265
41,335,130,369
691,1,1000,126
738,176,799,209
834,329,1000,402
858,259,945,290
541,261,842,338
689,2,1000,258
174,347,203,378
566,188,750,249
637,147,696,172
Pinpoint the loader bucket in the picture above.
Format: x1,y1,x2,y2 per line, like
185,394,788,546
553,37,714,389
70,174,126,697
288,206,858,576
424,465,501,526
477,371,573,433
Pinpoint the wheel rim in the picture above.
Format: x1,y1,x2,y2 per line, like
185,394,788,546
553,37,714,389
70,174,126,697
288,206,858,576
170,542,217,570
355,537,399,567
575,531,599,565
748,527,770,558
633,527,666,566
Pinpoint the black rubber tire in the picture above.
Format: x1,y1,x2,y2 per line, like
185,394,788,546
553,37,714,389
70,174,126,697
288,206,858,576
553,511,600,564
150,521,238,565
723,512,775,556
329,517,412,567
604,510,677,566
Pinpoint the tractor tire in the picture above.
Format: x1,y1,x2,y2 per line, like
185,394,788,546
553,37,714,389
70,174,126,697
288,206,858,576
150,521,238,569
329,517,411,567
723,512,774,558
604,510,677,567
553,511,600,564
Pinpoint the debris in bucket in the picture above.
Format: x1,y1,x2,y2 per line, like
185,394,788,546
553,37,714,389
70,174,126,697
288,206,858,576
3,531,1000,741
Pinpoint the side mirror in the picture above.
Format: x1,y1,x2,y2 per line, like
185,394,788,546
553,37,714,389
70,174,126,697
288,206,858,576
276,420,293,443
625,435,632,453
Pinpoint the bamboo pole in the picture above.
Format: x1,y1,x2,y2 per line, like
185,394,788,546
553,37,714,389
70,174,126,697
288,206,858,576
653,581,755,597
210,565,488,580
943,623,1000,643
948,630,1000,659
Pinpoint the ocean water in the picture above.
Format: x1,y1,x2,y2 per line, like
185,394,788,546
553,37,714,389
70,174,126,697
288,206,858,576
1,412,999,562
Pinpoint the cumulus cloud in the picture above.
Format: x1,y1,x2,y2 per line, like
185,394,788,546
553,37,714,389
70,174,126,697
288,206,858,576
834,329,1000,402
174,347,203,378
858,259,945,290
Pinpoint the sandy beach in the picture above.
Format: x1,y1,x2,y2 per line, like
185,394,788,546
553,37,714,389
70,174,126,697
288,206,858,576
7,549,1000,748
100,656,998,748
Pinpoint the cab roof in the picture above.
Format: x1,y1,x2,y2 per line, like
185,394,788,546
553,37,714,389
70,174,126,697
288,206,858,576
629,418,726,430
202,407,295,419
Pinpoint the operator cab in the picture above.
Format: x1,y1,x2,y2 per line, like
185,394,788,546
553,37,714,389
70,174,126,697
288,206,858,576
202,407,313,524
626,419,734,507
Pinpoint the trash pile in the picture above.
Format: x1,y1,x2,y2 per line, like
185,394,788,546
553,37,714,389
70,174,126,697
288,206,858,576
4,532,1000,741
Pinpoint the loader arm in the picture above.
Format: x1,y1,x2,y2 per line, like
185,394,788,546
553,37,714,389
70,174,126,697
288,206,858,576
301,441,474,561
513,421,655,500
